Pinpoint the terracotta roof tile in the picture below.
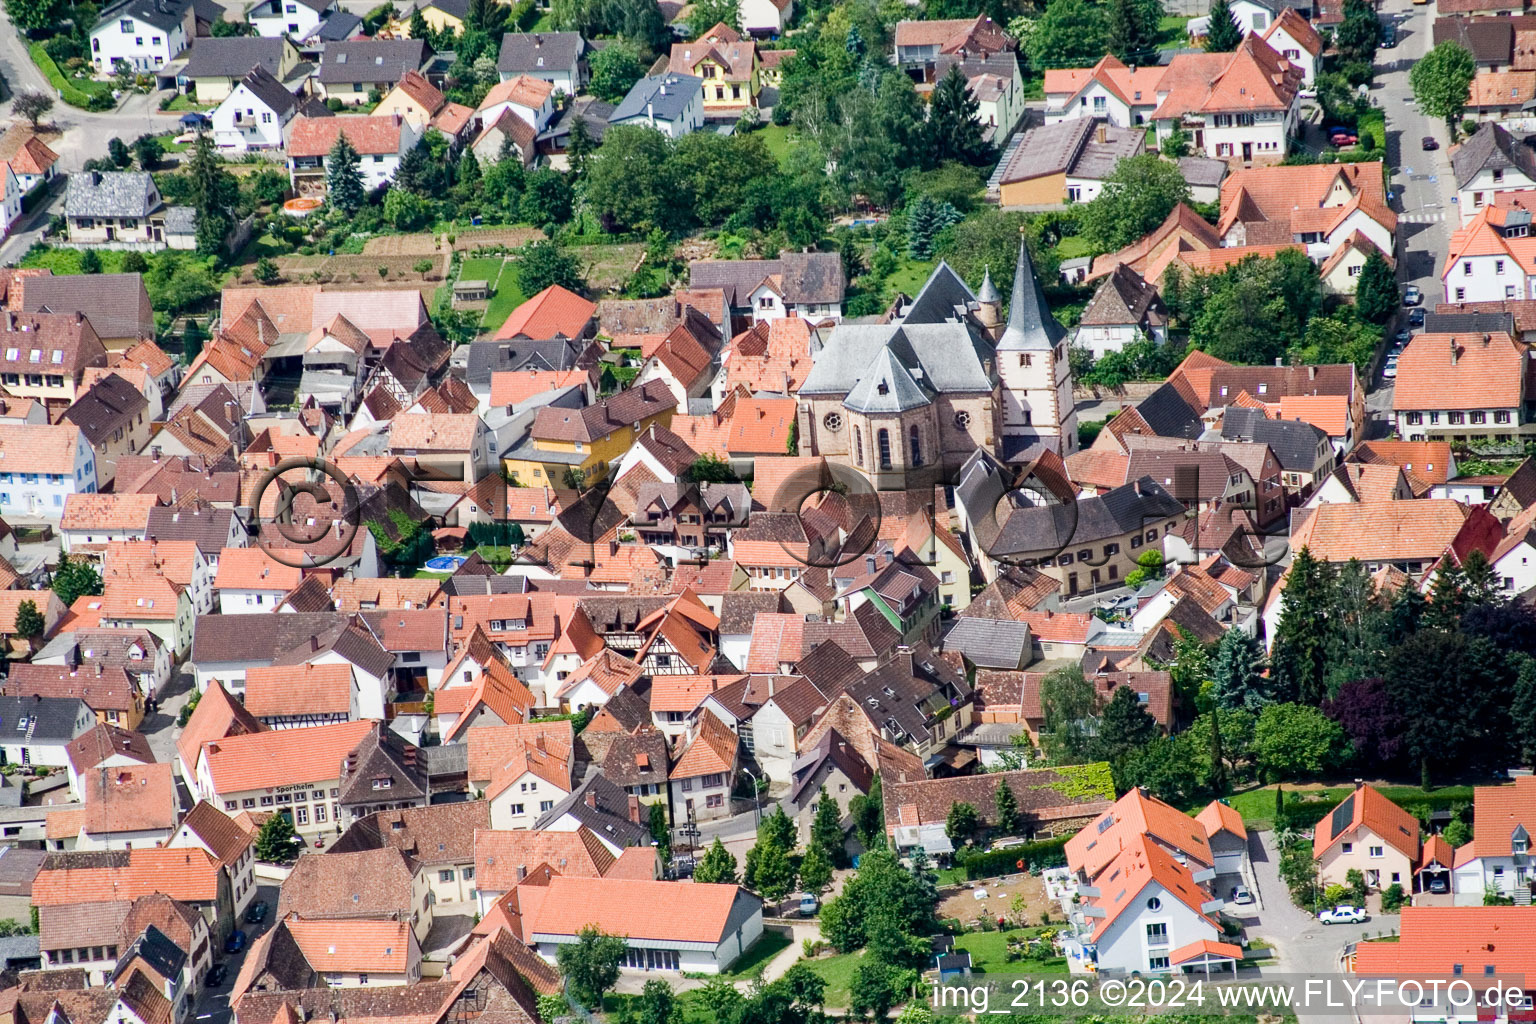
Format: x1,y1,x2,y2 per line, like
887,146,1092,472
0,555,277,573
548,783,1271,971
287,115,406,159
1312,782,1421,861
493,285,595,342
523,875,745,943
1289,499,1469,563
201,719,374,793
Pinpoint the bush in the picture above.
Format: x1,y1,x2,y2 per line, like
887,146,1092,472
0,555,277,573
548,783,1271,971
962,836,1071,880
1380,883,1408,912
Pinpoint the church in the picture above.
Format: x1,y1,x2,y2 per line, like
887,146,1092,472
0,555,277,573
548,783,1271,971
794,240,1077,489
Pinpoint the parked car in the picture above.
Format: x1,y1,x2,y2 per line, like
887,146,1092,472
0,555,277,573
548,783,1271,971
246,901,268,924
225,930,247,954
1409,307,1426,326
1422,135,1439,150
1330,128,1359,146
1394,330,1411,347
1319,906,1368,925
206,964,227,987
799,894,819,916
1428,877,1450,894
1404,285,1423,306
1230,885,1254,906
1382,24,1397,46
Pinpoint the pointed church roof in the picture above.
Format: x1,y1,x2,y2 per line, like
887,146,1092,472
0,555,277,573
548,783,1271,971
843,338,933,414
903,261,979,325
997,239,1065,353
977,266,1001,304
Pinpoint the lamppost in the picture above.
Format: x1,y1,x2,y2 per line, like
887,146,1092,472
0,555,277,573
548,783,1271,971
741,767,762,826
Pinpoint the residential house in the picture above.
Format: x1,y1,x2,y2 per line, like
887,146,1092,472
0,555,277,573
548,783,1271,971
495,32,588,94
276,845,433,943
62,373,149,489
0,311,109,416
1217,161,1396,263
608,74,705,138
833,545,942,646
1218,406,1336,496
0,695,97,768
502,379,677,488
934,51,1026,140
1045,36,1302,165
317,38,430,106
1288,499,1481,576
285,115,420,198
740,0,792,35
189,612,394,717
955,452,1187,594
212,546,302,613
17,273,154,353
386,413,495,483
470,108,539,166
33,628,172,702
669,23,759,117
181,34,301,102
630,482,749,550
887,765,1114,854
376,70,476,142
1452,122,1536,226
483,731,572,829
58,492,156,554
521,876,763,974
893,14,1013,80
165,800,258,920
470,825,619,912
5,664,146,731
331,802,489,905
246,0,337,39
478,75,555,134
1074,263,1167,359
45,762,177,852
211,65,300,152
799,647,974,767
1467,69,1536,120
1393,332,1532,441
1260,8,1322,85
669,708,737,822
1354,906,1536,1017
63,172,189,251
995,118,1144,208
492,285,596,344
691,253,846,326
2,133,60,193
1313,782,1422,892
90,0,195,72
0,423,99,519
242,663,356,728
1449,775,1536,903
408,0,467,36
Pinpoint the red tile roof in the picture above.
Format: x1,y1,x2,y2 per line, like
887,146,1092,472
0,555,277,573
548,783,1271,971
1312,783,1421,861
287,115,407,158
492,285,595,342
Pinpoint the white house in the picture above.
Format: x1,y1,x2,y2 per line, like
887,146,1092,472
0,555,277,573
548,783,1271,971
495,32,587,94
1451,777,1536,904
0,696,96,769
91,0,194,72
213,547,302,613
0,423,97,519
212,65,298,152
285,115,419,199
608,74,705,138
1453,123,1536,227
247,0,336,39
487,756,573,829
1260,9,1322,87
478,75,556,133
739,0,792,36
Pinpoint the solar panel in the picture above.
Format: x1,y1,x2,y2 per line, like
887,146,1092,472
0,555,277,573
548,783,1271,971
1330,793,1356,841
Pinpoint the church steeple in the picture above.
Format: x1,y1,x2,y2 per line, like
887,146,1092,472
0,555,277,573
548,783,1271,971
996,238,1065,353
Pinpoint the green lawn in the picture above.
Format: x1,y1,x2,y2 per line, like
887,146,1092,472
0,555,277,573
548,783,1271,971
1157,14,1193,47
1223,784,1477,830
29,44,112,109
480,259,528,331
955,927,1070,974
458,257,505,284
1055,235,1094,260
801,952,861,1008
163,93,215,111
20,248,130,274
887,257,937,297
755,124,807,168
717,929,792,980
608,990,715,1024
150,132,193,153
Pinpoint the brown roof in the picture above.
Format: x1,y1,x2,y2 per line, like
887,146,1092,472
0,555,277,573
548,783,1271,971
66,722,153,775
531,380,677,443
5,663,140,713
276,847,419,922
1289,500,1470,563
331,802,490,865
175,800,255,865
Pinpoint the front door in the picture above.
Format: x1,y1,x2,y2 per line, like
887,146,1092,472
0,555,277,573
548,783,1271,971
1242,142,1253,162
105,226,115,240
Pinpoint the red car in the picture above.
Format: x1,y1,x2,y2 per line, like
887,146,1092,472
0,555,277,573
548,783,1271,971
1330,130,1358,146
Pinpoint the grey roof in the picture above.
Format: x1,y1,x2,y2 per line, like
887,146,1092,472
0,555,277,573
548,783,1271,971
465,337,590,385
689,259,777,308
1219,405,1330,471
1423,310,1516,335
235,64,299,118
338,726,426,806
1433,15,1513,66
537,95,613,145
1178,155,1228,189
20,272,154,341
788,727,873,805
317,38,430,84
1134,380,1204,438
843,340,933,413
1452,122,1536,189
842,648,971,745
1078,264,1165,329
315,10,362,40
422,0,468,18
534,774,649,848
63,373,149,445
940,616,1032,669
976,267,1001,305
94,0,194,35
999,118,1141,185
190,612,385,671
145,505,239,554
779,251,847,306
610,73,703,126
496,31,587,74
901,261,979,325
996,238,1064,353
64,172,162,219
111,926,186,986
182,36,285,79
800,322,996,397
0,696,90,744
165,206,197,235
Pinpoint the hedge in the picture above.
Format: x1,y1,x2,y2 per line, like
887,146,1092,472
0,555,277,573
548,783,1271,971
962,835,1071,881
29,44,100,110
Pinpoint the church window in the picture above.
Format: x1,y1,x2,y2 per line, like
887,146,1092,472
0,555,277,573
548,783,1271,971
878,429,892,469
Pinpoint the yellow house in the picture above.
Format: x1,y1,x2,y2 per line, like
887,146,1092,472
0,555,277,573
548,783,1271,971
1313,782,1421,892
375,69,476,141
503,379,677,488
402,0,467,37
181,36,302,104
668,22,760,114
1320,231,1391,298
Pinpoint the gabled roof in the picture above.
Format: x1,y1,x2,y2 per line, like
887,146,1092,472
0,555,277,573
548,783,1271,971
316,38,429,84
669,708,738,779
1066,787,1214,880
1311,783,1422,861
287,115,407,158
496,31,586,73
1290,499,1470,563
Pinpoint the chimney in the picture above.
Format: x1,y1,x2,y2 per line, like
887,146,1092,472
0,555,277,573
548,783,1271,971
1308,365,1316,380
584,790,598,809
1095,122,1107,144
1484,333,1492,346
1273,357,1282,367
627,794,642,823
1451,337,1460,365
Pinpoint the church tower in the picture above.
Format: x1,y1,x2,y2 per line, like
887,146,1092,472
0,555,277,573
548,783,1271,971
995,239,1077,455
976,266,1002,339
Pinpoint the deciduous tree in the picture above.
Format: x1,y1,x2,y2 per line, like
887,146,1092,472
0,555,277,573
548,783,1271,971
1079,154,1191,253
693,837,738,883
1027,0,1109,70
556,925,626,1011
1411,42,1476,136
